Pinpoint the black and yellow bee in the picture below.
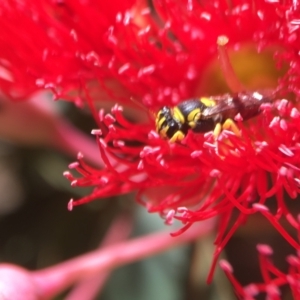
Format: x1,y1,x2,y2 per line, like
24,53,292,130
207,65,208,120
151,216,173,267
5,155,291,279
155,91,273,143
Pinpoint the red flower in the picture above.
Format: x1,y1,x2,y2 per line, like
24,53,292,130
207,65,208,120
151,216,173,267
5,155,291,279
220,244,300,299
1,0,299,102
0,0,134,102
1,0,300,284
62,0,300,281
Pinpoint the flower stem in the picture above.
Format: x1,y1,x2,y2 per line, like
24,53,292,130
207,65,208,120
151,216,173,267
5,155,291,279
32,220,215,299
65,213,133,300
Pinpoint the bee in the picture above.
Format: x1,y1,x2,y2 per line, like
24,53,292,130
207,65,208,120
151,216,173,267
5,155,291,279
129,36,275,143
155,90,273,143
154,35,275,143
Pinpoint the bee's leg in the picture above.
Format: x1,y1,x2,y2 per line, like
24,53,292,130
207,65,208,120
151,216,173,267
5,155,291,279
213,119,240,139
169,131,185,143
222,118,241,136
213,123,222,139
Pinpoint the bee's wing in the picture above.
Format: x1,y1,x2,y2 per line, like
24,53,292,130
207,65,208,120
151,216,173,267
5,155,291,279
201,94,237,119
201,91,273,121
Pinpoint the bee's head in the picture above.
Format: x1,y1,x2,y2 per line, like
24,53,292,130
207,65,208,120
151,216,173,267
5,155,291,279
155,106,187,142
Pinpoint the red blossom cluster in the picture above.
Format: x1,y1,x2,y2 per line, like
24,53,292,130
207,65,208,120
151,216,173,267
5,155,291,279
1,0,300,291
0,0,299,103
65,96,300,281
62,0,300,282
221,244,300,299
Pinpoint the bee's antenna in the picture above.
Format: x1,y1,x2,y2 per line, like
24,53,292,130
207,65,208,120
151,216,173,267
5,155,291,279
217,35,245,93
130,97,156,119
130,97,147,111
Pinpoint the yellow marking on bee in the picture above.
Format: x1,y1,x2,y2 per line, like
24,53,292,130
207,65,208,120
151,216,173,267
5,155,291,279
200,97,216,107
187,108,201,122
173,107,185,124
187,108,201,128
155,112,162,125
157,116,167,131
170,131,185,142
